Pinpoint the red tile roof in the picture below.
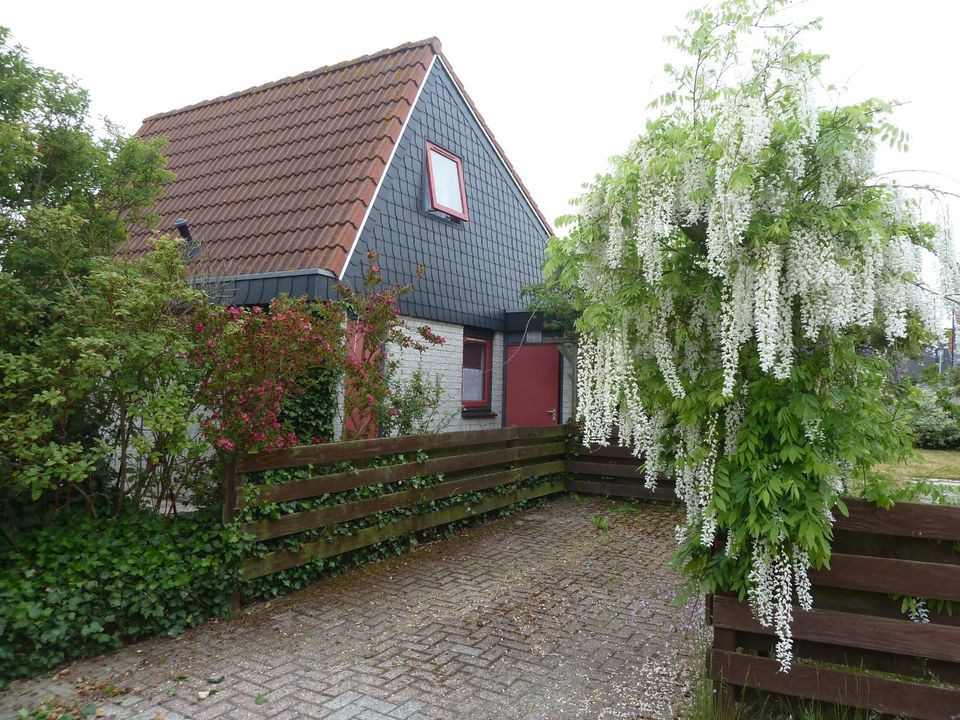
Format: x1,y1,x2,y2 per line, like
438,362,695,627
122,38,551,280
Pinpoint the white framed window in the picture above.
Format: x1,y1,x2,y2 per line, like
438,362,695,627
425,142,468,221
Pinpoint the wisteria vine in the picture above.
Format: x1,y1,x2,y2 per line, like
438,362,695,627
555,0,956,670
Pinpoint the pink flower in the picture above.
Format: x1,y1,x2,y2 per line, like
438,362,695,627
371,265,380,273
390,407,398,416
366,393,375,406
216,438,235,452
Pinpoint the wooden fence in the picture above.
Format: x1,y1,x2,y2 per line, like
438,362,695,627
710,499,960,720
227,425,568,581
228,429,960,717
566,441,677,502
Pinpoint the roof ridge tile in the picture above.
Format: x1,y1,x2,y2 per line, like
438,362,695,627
142,39,439,124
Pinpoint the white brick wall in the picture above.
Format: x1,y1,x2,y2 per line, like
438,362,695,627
561,346,576,424
332,317,575,438
386,317,504,433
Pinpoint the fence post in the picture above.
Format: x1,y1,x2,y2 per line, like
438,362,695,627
711,605,737,712
222,453,243,616
223,453,240,522
506,426,519,455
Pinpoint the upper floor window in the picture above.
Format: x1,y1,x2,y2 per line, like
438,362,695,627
425,142,468,221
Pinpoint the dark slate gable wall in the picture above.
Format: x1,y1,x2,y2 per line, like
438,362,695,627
341,63,548,331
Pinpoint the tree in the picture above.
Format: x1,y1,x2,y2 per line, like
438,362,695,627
0,28,186,519
546,0,954,669
0,30,444,525
0,27,172,279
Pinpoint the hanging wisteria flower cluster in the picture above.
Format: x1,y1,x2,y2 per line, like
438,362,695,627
552,0,956,671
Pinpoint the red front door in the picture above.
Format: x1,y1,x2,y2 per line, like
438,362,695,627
504,344,561,426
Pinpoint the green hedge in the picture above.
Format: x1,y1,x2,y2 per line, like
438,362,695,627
0,459,564,686
0,510,244,685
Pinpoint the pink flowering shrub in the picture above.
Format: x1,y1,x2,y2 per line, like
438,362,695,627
187,296,345,455
185,251,444,456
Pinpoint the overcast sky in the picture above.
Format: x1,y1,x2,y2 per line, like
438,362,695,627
5,1,960,229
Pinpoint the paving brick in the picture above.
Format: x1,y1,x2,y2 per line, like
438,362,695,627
357,711,394,720
326,705,363,720
324,691,361,710
448,644,482,658
353,695,395,713
390,700,423,719
0,498,701,720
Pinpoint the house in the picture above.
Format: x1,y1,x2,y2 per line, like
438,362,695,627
123,38,574,435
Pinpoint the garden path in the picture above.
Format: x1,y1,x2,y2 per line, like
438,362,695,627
2,497,702,720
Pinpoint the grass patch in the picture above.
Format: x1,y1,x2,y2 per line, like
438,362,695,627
877,449,960,481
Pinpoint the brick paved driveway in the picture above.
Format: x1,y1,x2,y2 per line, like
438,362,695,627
2,497,704,720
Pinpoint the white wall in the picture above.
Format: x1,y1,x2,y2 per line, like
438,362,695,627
560,346,576,424
386,316,504,433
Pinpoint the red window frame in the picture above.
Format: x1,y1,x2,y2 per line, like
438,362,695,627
462,336,492,408
425,142,469,221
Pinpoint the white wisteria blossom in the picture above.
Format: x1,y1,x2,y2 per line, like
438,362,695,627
552,0,959,672
908,598,930,624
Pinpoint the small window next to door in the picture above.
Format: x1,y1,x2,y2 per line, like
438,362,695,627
462,336,491,411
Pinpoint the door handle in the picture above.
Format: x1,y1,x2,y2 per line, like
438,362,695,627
548,408,557,422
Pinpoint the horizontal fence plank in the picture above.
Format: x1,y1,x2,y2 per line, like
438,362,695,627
832,530,960,566
238,425,566,473
810,585,960,628
832,498,960,542
579,444,636,460
566,478,677,502
810,554,960,602
712,595,960,664
253,442,567,505
241,460,565,541
712,649,960,720
566,460,644,480
781,635,960,686
243,478,566,579
729,627,943,681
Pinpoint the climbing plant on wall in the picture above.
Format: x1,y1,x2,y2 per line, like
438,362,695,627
546,0,958,669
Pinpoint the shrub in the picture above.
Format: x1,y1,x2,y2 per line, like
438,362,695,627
912,389,960,449
385,366,454,436
0,510,243,685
